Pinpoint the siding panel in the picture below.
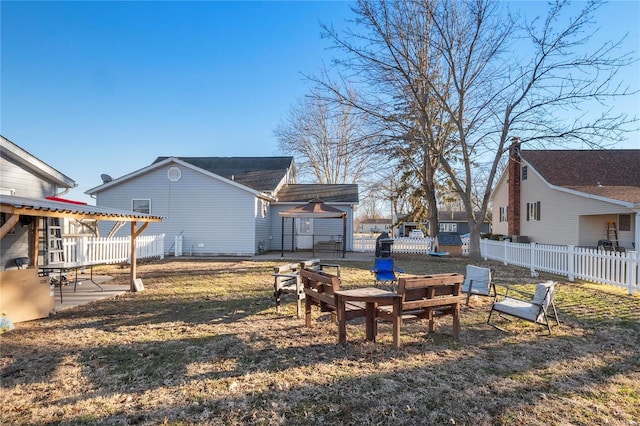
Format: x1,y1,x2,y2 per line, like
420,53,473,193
1,157,56,198
1,158,56,270
96,164,257,255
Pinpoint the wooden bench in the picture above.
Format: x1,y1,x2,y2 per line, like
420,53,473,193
301,268,365,327
273,259,341,317
377,273,464,348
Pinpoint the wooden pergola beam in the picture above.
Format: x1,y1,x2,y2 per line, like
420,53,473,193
1,198,162,293
0,205,161,223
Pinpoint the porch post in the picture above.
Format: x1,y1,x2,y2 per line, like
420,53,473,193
291,218,295,253
130,221,137,292
281,217,284,257
342,215,347,258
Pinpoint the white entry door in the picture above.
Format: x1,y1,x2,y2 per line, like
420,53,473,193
297,218,314,249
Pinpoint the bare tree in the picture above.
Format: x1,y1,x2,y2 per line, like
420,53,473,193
274,85,382,185
319,0,636,257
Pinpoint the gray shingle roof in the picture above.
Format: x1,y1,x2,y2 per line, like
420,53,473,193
276,184,359,203
153,156,293,192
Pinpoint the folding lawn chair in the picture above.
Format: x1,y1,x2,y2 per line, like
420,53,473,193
371,257,403,289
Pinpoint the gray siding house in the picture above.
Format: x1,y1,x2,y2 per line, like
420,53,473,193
0,135,77,269
86,156,359,256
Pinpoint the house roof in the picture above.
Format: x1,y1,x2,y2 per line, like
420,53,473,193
521,149,640,204
276,184,359,203
153,156,293,192
0,135,76,189
86,157,278,200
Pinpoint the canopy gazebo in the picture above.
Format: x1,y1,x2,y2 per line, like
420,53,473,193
279,198,347,258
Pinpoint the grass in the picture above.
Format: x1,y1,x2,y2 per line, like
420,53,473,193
1,255,639,425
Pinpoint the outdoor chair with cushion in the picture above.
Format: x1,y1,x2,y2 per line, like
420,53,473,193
461,265,495,306
371,257,404,289
487,280,559,334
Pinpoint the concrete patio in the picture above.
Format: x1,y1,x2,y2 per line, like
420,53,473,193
52,273,129,312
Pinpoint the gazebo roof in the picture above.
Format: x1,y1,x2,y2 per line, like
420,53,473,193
279,198,347,218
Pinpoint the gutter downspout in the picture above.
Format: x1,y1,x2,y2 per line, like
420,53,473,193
53,183,78,198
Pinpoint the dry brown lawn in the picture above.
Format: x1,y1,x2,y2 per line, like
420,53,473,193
1,255,639,425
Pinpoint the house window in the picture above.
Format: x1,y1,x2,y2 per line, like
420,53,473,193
132,199,151,214
499,206,508,222
440,223,458,232
619,214,631,232
521,166,528,180
298,218,313,235
261,200,268,218
526,201,541,221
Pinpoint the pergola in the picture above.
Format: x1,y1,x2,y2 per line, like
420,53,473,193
279,198,347,258
0,195,163,291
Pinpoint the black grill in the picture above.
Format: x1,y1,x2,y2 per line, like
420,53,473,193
375,232,394,258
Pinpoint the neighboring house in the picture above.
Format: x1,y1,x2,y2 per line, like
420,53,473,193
491,141,640,249
399,211,491,237
434,211,491,235
356,218,392,234
0,136,77,269
86,156,359,256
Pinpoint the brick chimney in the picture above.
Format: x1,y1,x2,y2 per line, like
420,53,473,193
508,137,521,237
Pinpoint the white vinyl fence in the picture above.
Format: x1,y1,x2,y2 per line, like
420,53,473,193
62,234,165,264
352,235,471,255
481,239,639,295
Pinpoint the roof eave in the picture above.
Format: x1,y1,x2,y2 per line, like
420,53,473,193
1,136,76,188
86,157,270,198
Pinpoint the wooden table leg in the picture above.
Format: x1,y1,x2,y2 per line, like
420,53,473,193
305,298,313,328
452,302,460,339
365,302,375,342
336,294,347,345
392,297,401,349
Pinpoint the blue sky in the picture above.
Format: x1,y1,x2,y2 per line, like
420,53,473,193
1,1,638,204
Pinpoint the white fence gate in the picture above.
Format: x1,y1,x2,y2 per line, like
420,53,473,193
481,239,639,295
62,234,165,264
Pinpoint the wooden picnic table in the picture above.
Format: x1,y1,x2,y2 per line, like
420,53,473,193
334,287,401,345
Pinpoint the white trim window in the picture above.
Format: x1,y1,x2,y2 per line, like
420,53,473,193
132,199,151,214
526,201,541,221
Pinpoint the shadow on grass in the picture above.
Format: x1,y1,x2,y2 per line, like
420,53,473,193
554,282,640,330
31,329,640,425
3,258,639,425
